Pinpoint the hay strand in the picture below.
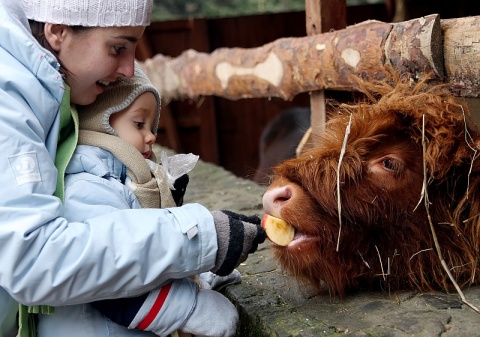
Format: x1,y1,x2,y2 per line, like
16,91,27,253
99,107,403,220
336,114,352,252
461,104,479,199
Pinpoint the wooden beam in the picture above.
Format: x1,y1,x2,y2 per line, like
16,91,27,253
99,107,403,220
302,0,346,154
140,14,448,101
306,0,346,34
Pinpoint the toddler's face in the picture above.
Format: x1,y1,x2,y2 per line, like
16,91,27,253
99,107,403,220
109,92,157,158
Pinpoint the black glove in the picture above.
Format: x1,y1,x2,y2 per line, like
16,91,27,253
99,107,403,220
171,173,189,206
210,210,266,276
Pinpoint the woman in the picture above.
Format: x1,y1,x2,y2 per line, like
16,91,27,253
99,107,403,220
0,1,265,336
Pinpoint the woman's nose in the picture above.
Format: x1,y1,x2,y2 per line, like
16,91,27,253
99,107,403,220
117,57,135,79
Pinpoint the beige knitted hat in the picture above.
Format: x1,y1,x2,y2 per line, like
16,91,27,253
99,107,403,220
77,65,161,136
22,0,152,27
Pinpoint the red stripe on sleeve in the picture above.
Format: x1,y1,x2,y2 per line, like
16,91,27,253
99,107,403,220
136,282,173,330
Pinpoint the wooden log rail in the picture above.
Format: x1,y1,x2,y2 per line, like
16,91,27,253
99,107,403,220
140,15,480,101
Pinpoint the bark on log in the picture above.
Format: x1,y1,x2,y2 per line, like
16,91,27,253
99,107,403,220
140,14,451,101
442,16,480,97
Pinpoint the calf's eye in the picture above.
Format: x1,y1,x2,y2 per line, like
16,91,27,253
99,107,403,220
382,158,400,172
367,155,404,177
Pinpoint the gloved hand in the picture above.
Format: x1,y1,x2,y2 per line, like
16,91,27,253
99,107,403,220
198,269,242,291
210,211,266,276
180,289,239,337
171,173,189,206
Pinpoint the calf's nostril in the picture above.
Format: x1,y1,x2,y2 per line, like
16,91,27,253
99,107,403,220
274,186,292,203
262,186,293,215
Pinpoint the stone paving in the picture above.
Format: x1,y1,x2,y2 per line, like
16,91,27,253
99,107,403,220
167,146,480,337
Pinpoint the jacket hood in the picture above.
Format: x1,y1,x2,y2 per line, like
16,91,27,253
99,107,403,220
0,0,64,102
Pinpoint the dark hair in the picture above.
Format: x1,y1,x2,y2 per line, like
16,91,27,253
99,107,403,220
28,20,91,76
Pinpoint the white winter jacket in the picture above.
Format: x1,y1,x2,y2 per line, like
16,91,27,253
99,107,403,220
0,2,217,336
38,145,200,336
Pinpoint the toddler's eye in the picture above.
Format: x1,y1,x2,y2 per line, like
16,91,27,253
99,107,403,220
134,121,145,128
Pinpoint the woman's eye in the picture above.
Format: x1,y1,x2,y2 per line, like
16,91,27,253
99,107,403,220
113,46,126,54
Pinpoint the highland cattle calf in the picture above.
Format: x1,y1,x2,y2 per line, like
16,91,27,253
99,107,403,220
262,74,480,297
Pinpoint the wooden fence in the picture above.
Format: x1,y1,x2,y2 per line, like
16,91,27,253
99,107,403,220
137,7,480,179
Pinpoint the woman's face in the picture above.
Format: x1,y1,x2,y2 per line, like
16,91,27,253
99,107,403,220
53,26,146,105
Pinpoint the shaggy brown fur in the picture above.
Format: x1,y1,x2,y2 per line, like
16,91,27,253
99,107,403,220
262,73,480,297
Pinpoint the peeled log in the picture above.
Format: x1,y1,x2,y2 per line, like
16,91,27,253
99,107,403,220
140,15,444,101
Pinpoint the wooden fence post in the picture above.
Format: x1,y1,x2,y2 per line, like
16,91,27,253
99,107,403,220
298,0,346,154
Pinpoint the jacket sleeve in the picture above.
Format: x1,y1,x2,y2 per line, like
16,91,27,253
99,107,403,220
0,87,217,306
2,162,217,306
2,167,216,307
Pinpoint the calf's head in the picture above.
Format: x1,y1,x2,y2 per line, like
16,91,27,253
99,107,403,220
263,75,480,296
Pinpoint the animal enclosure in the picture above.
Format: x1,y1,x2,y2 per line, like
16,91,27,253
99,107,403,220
136,4,390,178
138,8,480,181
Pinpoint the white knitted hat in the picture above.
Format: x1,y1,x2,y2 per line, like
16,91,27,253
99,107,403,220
22,0,152,27
77,65,161,136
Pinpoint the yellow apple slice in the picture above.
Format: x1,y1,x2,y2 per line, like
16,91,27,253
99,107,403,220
261,214,294,246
